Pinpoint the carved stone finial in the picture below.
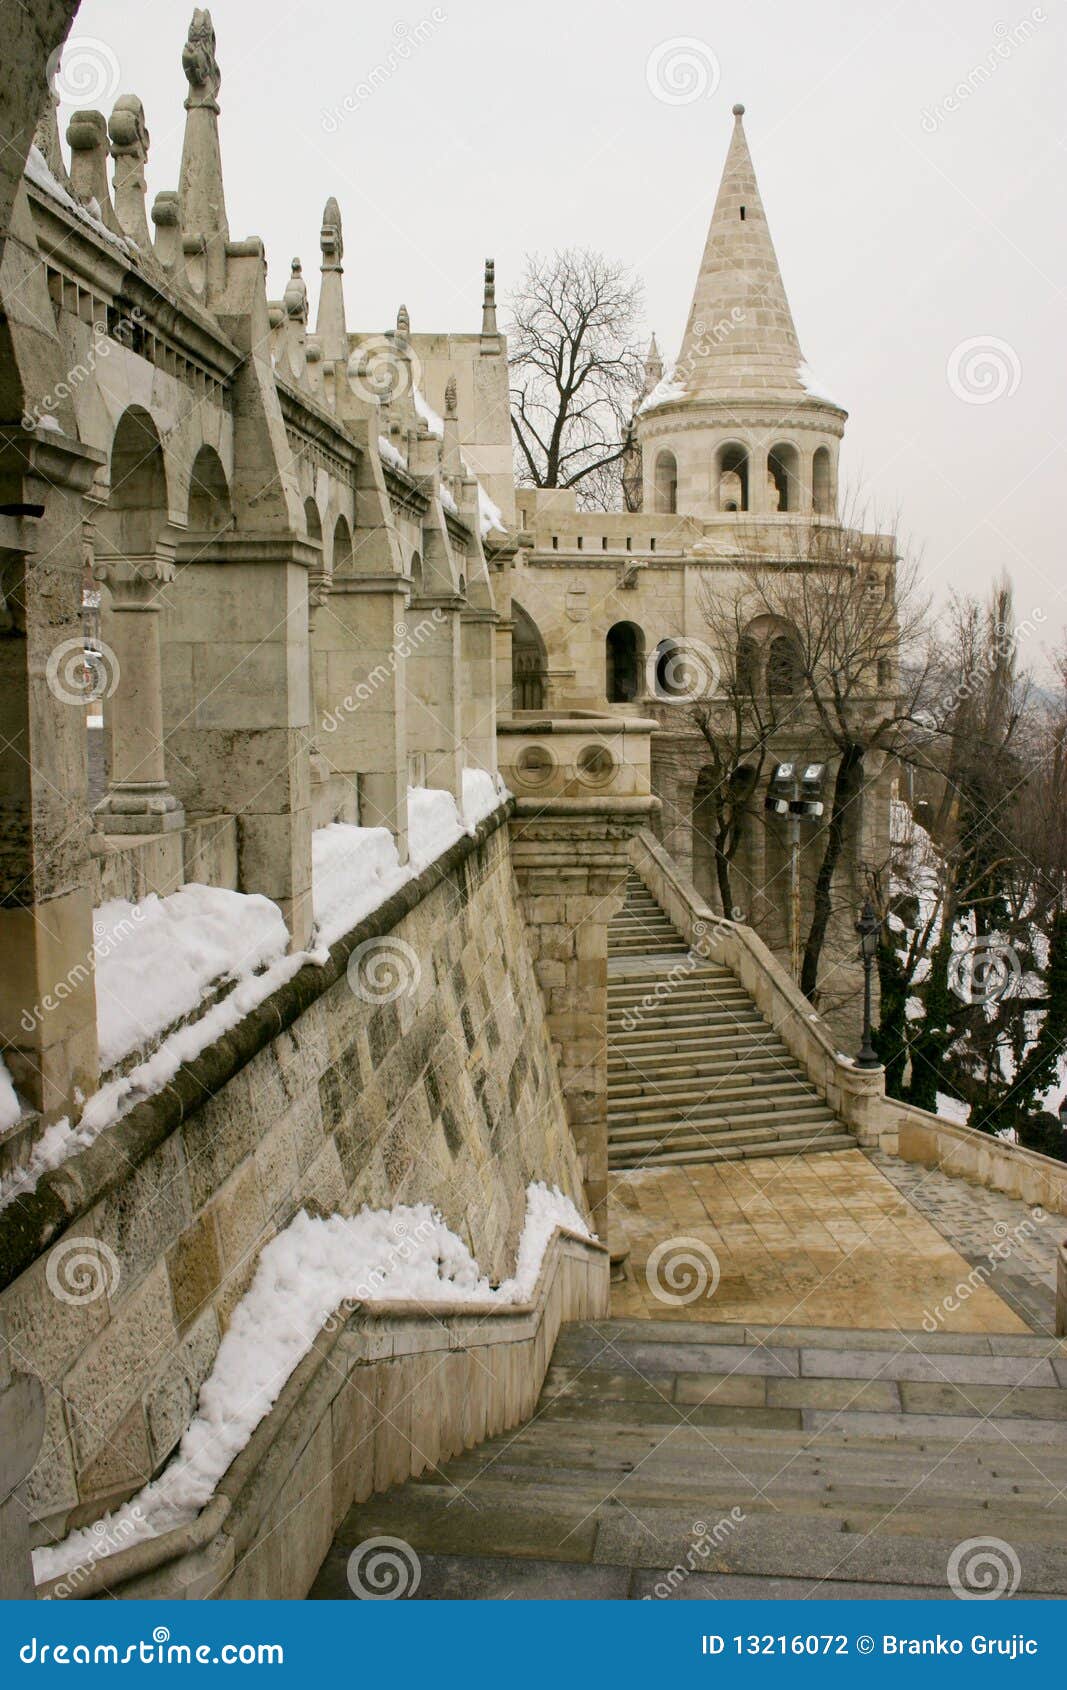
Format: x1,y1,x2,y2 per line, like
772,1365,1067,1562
444,376,458,418
320,196,343,269
481,257,497,334
396,303,410,343
67,110,121,231
108,96,152,246
183,9,221,111
108,94,150,158
284,258,308,323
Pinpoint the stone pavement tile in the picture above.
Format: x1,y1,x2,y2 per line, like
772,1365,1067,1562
800,1408,1067,1445
673,1373,768,1407
766,1377,901,1413
899,1381,1067,1420
800,1347,1058,1387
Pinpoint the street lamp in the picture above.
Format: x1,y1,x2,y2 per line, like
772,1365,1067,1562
765,761,826,983
854,898,882,1069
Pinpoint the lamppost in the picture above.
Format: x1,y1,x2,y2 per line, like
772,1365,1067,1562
855,899,882,1069
765,761,825,983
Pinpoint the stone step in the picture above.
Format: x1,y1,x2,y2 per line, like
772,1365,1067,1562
608,1091,826,1129
607,1071,810,1103
608,1131,854,1169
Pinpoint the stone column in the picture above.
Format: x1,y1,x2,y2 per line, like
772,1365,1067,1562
307,570,330,795
406,595,463,806
0,425,104,1122
319,575,408,858
509,797,655,1238
93,543,185,835
461,607,499,784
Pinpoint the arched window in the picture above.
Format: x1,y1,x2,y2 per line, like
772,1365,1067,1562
511,600,547,710
812,446,833,515
653,450,677,515
606,621,644,702
767,634,801,697
653,638,689,698
409,549,424,594
304,497,322,543
717,442,748,512
767,443,799,513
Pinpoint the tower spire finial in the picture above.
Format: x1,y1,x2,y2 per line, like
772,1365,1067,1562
481,257,497,335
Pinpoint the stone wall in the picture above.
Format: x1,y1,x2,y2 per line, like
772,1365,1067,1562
0,811,585,1544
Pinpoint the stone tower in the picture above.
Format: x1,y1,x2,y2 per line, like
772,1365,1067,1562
636,104,845,522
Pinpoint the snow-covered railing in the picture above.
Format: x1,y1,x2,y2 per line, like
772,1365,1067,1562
34,1223,608,1601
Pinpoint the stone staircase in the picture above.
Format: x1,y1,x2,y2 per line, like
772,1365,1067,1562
313,1317,1067,1598
607,874,854,1170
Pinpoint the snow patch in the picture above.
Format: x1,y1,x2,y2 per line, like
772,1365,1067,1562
32,1182,590,1585
637,368,688,414
796,360,842,407
377,434,408,472
24,146,133,254
936,1091,971,1126
413,388,443,437
0,1057,22,1134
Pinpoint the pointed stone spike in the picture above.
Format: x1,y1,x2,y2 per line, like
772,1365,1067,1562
66,110,123,234
108,95,152,248
316,196,347,365
179,9,229,292
396,303,410,344
481,257,497,334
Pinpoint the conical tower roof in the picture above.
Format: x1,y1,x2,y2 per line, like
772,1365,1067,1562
671,105,813,403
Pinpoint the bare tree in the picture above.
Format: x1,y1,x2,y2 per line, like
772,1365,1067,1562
730,506,932,1002
506,249,644,510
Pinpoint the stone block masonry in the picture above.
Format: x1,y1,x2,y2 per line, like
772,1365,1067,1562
0,810,584,1544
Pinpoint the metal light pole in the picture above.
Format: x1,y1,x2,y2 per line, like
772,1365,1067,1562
765,762,826,986
854,899,882,1069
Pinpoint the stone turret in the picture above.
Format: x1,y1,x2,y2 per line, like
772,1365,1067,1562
637,105,845,520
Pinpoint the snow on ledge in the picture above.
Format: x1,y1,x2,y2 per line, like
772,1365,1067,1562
796,360,843,407
0,776,509,1212
24,145,134,255
32,1182,591,1585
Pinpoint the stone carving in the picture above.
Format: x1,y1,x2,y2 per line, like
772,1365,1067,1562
183,9,221,109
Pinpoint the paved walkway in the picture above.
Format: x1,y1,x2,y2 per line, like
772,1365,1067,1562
608,1149,1033,1335
867,1149,1059,1336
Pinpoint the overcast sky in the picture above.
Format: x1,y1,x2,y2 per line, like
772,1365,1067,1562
54,0,1066,666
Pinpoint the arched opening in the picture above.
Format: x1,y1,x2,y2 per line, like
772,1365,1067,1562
186,445,231,534
652,638,689,699
767,633,801,697
108,406,168,549
409,548,424,595
812,446,833,515
605,621,644,703
653,450,677,515
716,442,748,512
332,514,352,576
767,442,800,513
511,600,547,710
304,497,322,543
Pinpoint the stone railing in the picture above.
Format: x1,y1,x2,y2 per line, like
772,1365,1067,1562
36,1227,608,1601
630,827,1067,1219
